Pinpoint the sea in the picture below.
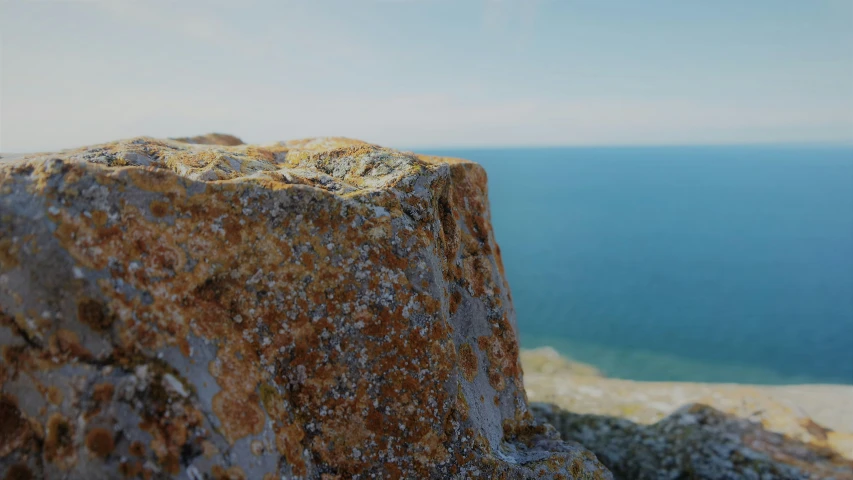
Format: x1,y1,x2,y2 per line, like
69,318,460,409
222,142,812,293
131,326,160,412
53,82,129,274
420,146,853,385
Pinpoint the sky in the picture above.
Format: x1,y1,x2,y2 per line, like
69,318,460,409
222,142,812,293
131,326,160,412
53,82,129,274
1,0,852,152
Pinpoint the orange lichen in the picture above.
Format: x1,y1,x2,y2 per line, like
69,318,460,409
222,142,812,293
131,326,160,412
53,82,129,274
128,440,146,457
211,391,265,443
149,200,170,218
0,395,30,457
449,289,463,316
90,210,108,227
211,465,247,480
92,383,115,404
0,237,20,269
85,427,115,458
274,422,307,475
118,460,143,478
48,329,92,361
459,343,479,382
44,413,76,467
77,298,114,331
46,386,64,405
456,389,470,420
3,464,33,480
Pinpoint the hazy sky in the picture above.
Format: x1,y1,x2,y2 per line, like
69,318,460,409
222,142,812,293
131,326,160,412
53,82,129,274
2,0,852,151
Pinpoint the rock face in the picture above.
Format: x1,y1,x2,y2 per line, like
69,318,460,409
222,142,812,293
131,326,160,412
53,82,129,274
0,137,611,479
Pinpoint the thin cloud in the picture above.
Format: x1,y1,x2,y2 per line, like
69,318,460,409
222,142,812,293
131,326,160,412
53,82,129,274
2,1,850,151
5,78,850,151
86,1,254,54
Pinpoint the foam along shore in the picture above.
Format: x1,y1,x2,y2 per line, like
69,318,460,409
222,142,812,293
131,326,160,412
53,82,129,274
522,346,853,478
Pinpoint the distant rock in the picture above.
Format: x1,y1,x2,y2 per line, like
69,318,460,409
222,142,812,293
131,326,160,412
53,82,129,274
171,132,245,146
0,136,611,479
522,349,853,479
533,402,853,480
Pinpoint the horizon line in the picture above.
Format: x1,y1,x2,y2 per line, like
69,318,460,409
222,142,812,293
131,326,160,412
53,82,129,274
400,141,853,151
3,140,852,157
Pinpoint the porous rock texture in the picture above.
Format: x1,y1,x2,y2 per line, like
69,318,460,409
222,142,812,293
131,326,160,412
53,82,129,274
0,136,611,479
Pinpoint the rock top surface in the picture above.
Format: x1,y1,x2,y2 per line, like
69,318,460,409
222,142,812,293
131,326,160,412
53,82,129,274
0,136,610,479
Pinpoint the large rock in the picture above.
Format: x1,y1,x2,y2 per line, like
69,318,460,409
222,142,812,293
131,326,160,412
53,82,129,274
0,137,611,479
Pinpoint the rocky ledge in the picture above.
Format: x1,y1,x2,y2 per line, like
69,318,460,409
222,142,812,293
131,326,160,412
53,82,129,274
522,347,853,480
0,136,610,479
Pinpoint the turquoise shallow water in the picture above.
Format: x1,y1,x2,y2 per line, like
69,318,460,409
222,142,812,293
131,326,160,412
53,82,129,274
420,146,853,385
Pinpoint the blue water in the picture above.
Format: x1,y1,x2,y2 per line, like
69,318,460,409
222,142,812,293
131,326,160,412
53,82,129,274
421,146,853,385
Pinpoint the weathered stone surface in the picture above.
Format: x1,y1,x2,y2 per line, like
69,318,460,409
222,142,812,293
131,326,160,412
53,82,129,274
0,137,611,479
522,350,853,479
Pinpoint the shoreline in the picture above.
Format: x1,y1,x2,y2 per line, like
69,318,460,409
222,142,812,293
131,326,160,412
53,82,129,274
520,344,853,388
519,336,853,386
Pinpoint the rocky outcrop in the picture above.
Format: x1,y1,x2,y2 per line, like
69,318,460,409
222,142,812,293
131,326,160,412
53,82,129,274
533,403,853,480
522,349,853,479
0,137,611,479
